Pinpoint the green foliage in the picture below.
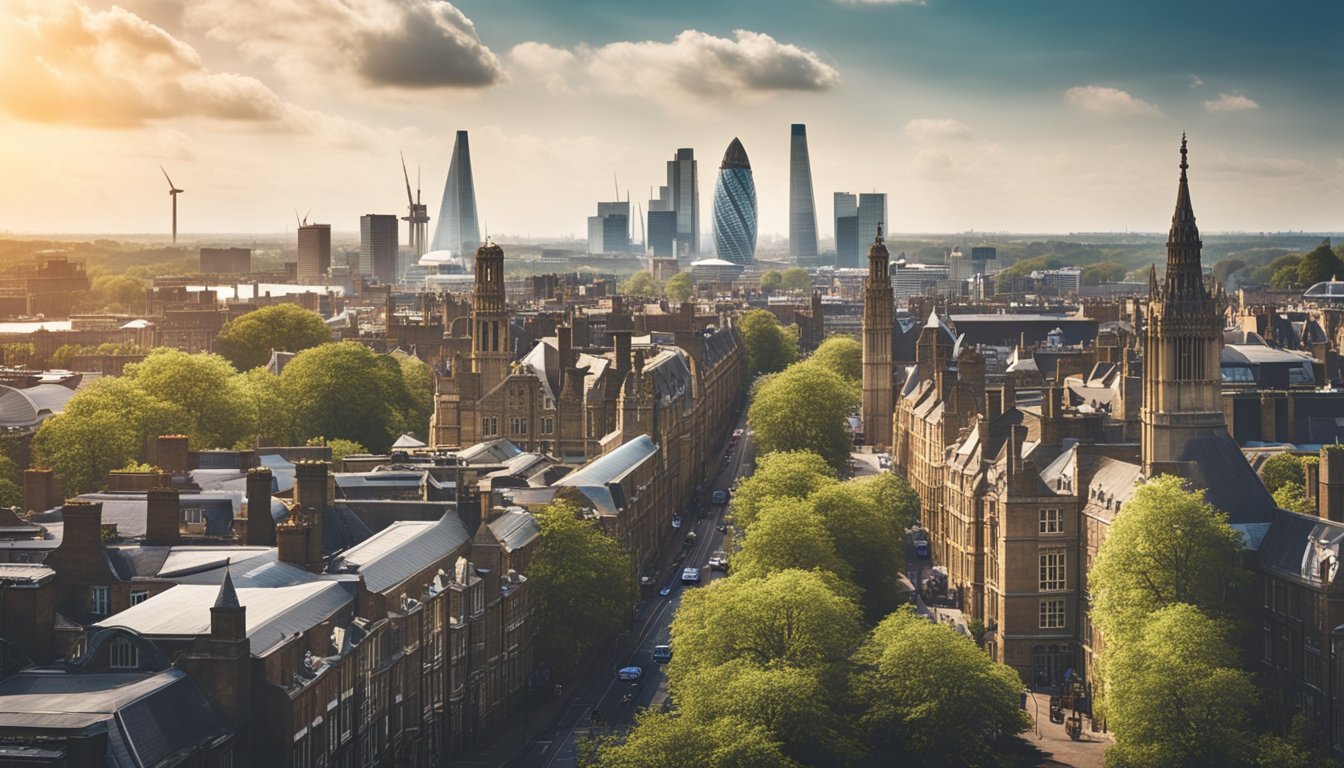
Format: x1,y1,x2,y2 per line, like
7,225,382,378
1271,263,1302,289
729,450,836,530
0,453,19,487
779,267,810,292
48,342,144,370
0,479,20,508
807,336,861,382
325,439,367,463
1261,453,1307,493
90,274,146,312
748,363,857,473
852,607,1029,767
760,270,782,292
739,309,799,378
732,497,852,582
1273,483,1315,515
280,342,415,453
399,356,434,439
215,304,332,371
1296,239,1342,286
1080,261,1127,285
3,344,34,367
619,271,662,298
236,367,290,445
530,500,636,672
589,711,799,768
664,272,693,303
1213,258,1247,287
809,482,906,622
846,472,921,532
1088,475,1246,649
123,349,253,449
1103,604,1257,768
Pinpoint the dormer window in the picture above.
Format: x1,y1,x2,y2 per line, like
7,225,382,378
109,636,139,669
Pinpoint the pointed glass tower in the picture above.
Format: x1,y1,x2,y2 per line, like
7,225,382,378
432,130,481,256
712,138,758,265
789,124,818,261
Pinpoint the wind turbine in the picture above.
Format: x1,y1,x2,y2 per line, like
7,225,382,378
160,166,183,244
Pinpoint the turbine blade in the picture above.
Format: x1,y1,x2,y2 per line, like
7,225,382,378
160,165,176,189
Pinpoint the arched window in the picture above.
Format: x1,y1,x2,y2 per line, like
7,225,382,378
109,636,140,669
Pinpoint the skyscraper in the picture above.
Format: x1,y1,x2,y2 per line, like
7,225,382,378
834,192,859,267
587,201,631,254
857,193,887,262
712,138,758,265
432,130,480,256
649,148,698,260
297,223,331,283
789,124,818,261
360,214,399,283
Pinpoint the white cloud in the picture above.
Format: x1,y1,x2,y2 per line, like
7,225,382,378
1065,85,1161,116
904,118,972,141
508,42,576,93
0,1,290,127
1202,92,1259,113
1189,74,1204,88
185,0,504,89
913,148,954,178
580,29,839,110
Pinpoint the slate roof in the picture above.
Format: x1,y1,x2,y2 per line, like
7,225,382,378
1255,508,1344,587
1177,431,1278,528
0,384,74,428
459,439,523,464
488,509,539,553
51,492,241,539
553,435,658,515
333,513,469,594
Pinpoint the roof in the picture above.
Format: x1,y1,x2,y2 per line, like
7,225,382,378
334,513,469,594
0,383,74,428
459,439,523,464
97,581,354,654
0,563,55,584
1256,507,1344,587
391,433,428,449
1177,431,1278,528
553,435,658,515
720,137,750,169
61,492,240,539
488,510,539,553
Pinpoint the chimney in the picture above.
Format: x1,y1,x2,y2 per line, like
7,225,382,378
22,468,58,514
1044,382,1063,421
276,514,322,573
613,330,633,378
455,467,482,535
1319,449,1344,523
1008,424,1027,479
985,390,1003,422
1001,379,1016,411
557,325,574,395
59,500,104,557
293,461,328,513
155,435,191,480
145,486,181,546
572,314,589,345
1304,458,1321,514
245,467,276,546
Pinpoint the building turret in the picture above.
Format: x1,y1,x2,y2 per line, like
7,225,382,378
862,225,895,448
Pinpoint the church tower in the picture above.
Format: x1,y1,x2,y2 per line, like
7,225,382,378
1141,135,1227,476
862,225,895,448
471,240,510,388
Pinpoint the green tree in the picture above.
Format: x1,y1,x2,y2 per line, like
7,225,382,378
281,343,414,453
807,336,861,382
122,349,253,449
529,500,636,672
739,309,799,378
48,344,92,369
3,343,34,368
399,356,435,438
1213,258,1247,287
590,711,798,768
236,367,291,445
0,479,20,508
1104,604,1257,768
90,274,146,312
1296,240,1342,286
732,497,851,583
215,304,333,371
760,270,782,292
1261,453,1307,493
1080,261,1127,285
619,271,661,297
1271,264,1301,289
748,363,857,473
779,267,811,292
1088,475,1246,649
664,272,693,302
669,569,861,678
325,438,367,463
730,450,836,530
853,607,1029,767
809,483,905,622
1273,482,1315,515
847,473,921,532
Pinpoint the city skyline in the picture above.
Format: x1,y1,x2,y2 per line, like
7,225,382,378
0,0,1339,238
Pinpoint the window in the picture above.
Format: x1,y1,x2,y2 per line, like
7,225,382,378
130,589,149,606
1263,621,1274,662
1039,599,1065,629
327,699,340,754
109,636,139,669
184,507,204,526
90,586,110,616
1039,549,1066,592
1039,508,1062,534
1306,635,1322,690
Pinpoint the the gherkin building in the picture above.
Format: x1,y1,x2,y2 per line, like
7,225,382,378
712,137,757,265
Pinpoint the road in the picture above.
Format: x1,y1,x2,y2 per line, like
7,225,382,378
523,410,753,768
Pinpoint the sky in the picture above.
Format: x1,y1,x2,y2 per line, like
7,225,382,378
0,0,1340,240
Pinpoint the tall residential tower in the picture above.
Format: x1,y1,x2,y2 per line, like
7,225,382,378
712,138,758,265
789,124,818,261
432,130,481,256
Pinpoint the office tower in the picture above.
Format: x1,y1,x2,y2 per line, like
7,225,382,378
789,124,818,261
649,148,699,261
199,247,250,274
834,192,859,267
857,193,888,262
647,210,677,257
862,226,894,448
431,130,480,255
712,138,758,265
360,214,399,283
297,223,331,283
587,201,631,254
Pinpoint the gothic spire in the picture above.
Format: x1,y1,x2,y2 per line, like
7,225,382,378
1162,133,1206,302
214,567,240,609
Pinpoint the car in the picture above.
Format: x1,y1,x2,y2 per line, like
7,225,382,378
617,666,643,681
652,645,673,663
717,524,728,534
877,453,892,469
914,540,931,560
711,490,729,505
681,567,702,585
708,556,728,572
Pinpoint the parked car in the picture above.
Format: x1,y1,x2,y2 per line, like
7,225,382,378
617,666,643,681
652,645,673,664
708,556,728,572
877,453,892,469
681,567,702,585
711,490,729,505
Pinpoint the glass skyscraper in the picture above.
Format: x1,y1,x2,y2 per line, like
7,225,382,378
857,193,887,254
648,148,698,259
431,130,480,256
789,124,818,261
712,138,757,265
834,192,859,267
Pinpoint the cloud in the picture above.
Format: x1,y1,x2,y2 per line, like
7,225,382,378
913,148,954,178
1202,92,1259,113
579,29,839,109
185,0,504,89
1189,74,1204,88
904,118,972,141
1065,85,1161,116
0,1,293,127
1204,152,1307,178
509,42,576,93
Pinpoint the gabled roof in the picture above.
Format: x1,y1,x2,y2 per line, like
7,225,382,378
334,513,469,594
553,435,658,515
488,509,539,553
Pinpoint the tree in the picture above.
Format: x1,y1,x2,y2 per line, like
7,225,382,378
779,267,810,292
619,271,661,297
670,569,861,678
48,344,91,369
739,309,799,378
1088,475,1246,649
853,607,1029,767
1080,261,1127,285
122,349,253,449
1273,482,1315,515
1213,258,1247,287
324,438,367,463
90,274,146,312
529,500,636,672
846,472,920,532
1296,240,1342,286
236,367,291,445
1261,453,1307,493
748,363,857,473
215,304,332,371
1104,604,1257,768
3,343,34,367
399,356,435,438
730,450,836,529
760,270,782,292
1271,264,1301,289
809,483,905,622
732,497,851,583
0,479,20,508
590,711,799,768
665,272,693,302
807,336,861,382
281,343,415,453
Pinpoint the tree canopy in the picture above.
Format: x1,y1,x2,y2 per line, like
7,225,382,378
731,497,852,583
589,710,799,768
619,271,661,298
807,336,861,382
122,349,253,449
760,270,783,292
665,272,693,302
729,450,836,530
779,267,811,292
1260,452,1307,493
1296,239,1342,286
215,304,332,371
748,362,857,473
809,482,907,622
280,342,416,453
739,309,799,378
399,356,435,439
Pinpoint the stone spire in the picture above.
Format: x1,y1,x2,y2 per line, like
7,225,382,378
214,567,240,609
1161,133,1209,306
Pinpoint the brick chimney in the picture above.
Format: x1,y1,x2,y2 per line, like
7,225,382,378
1007,423,1027,481
613,330,632,379
1319,448,1344,523
155,435,190,480
276,512,323,573
985,390,1003,422
293,461,328,513
1304,458,1321,514
1001,379,1017,411
144,486,181,546
557,325,574,395
22,468,58,514
245,467,276,546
